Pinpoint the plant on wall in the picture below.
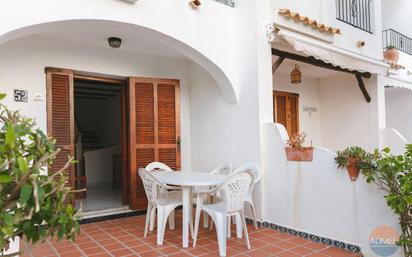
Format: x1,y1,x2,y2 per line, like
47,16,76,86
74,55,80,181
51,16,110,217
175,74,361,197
334,146,370,181
361,147,412,257
287,132,307,149
0,94,80,256
285,132,313,162
335,145,412,256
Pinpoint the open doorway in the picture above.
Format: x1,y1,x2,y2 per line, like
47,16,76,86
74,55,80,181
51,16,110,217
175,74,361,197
46,69,181,213
73,78,127,212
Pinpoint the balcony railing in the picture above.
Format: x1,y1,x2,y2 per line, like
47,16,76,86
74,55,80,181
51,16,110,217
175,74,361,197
383,29,412,56
336,0,373,33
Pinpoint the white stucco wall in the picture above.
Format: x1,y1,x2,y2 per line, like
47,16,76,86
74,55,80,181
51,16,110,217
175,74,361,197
0,35,193,171
386,87,412,142
262,123,402,257
319,74,381,151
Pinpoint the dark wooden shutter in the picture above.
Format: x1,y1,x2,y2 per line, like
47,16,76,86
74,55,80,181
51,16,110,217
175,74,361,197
274,94,287,130
46,70,75,203
273,91,299,136
128,78,180,210
289,95,299,136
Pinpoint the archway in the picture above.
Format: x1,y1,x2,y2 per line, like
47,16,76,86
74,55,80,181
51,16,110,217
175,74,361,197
0,19,238,103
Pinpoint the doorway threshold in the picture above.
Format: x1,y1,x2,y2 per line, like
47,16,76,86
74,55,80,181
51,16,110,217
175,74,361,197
79,206,145,224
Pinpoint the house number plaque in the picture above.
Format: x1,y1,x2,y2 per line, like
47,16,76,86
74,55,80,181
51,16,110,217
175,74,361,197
14,89,28,102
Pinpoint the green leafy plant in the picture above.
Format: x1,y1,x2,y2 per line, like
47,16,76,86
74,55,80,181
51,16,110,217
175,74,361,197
0,94,80,256
335,146,370,169
362,146,412,257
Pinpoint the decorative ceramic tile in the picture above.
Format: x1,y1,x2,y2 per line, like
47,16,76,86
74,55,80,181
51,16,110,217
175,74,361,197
246,218,362,254
213,0,235,7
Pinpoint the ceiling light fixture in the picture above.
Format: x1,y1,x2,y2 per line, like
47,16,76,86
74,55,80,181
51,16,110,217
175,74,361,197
108,37,122,49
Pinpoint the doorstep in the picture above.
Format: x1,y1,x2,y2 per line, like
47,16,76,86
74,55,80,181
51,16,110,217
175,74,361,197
80,206,145,224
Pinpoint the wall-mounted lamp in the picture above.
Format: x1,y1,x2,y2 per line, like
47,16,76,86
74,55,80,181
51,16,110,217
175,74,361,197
108,37,122,49
189,0,202,8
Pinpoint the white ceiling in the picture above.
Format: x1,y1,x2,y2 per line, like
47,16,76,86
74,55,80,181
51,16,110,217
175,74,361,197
272,56,340,79
37,21,188,60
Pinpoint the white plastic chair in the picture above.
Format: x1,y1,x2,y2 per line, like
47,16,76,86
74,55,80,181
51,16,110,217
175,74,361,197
145,162,173,173
233,162,261,229
193,171,254,257
211,163,233,176
203,163,233,229
145,162,178,231
138,168,182,245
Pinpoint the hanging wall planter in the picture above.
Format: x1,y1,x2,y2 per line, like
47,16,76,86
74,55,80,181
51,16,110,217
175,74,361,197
335,147,368,181
285,146,314,162
346,157,361,181
285,132,314,162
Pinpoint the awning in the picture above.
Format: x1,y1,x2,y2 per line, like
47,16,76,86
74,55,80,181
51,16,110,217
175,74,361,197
383,75,412,91
267,26,389,75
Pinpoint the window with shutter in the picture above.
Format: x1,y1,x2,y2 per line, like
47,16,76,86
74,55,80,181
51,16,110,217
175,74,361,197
46,71,75,204
273,91,300,136
128,78,180,210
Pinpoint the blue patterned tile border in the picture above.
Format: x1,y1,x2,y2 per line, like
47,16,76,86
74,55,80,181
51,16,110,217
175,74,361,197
213,0,235,7
246,219,362,255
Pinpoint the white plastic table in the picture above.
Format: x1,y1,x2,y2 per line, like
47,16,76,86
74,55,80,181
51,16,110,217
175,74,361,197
153,171,226,248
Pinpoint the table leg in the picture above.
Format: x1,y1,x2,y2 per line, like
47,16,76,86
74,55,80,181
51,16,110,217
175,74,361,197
182,186,190,248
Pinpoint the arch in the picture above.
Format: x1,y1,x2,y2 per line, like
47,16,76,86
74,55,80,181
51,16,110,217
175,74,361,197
0,19,238,104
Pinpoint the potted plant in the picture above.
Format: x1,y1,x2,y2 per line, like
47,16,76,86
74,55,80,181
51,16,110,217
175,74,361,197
384,46,400,63
0,94,80,256
334,146,370,181
285,132,314,162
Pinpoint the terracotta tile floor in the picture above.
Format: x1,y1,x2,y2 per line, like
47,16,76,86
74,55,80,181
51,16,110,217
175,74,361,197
21,211,361,257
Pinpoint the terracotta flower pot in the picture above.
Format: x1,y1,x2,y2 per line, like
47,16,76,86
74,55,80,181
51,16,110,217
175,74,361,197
384,48,399,63
346,158,360,181
285,147,314,162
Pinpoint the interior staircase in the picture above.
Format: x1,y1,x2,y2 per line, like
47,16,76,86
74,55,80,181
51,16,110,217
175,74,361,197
80,130,102,152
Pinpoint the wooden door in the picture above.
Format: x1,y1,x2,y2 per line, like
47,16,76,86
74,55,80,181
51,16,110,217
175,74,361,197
273,91,299,136
128,77,180,210
46,70,75,204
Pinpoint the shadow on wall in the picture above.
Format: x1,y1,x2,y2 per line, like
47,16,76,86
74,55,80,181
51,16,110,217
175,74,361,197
261,123,401,257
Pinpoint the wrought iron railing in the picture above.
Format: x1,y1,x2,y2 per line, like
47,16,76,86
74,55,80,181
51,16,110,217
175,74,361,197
383,29,412,56
213,0,235,7
336,0,373,33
